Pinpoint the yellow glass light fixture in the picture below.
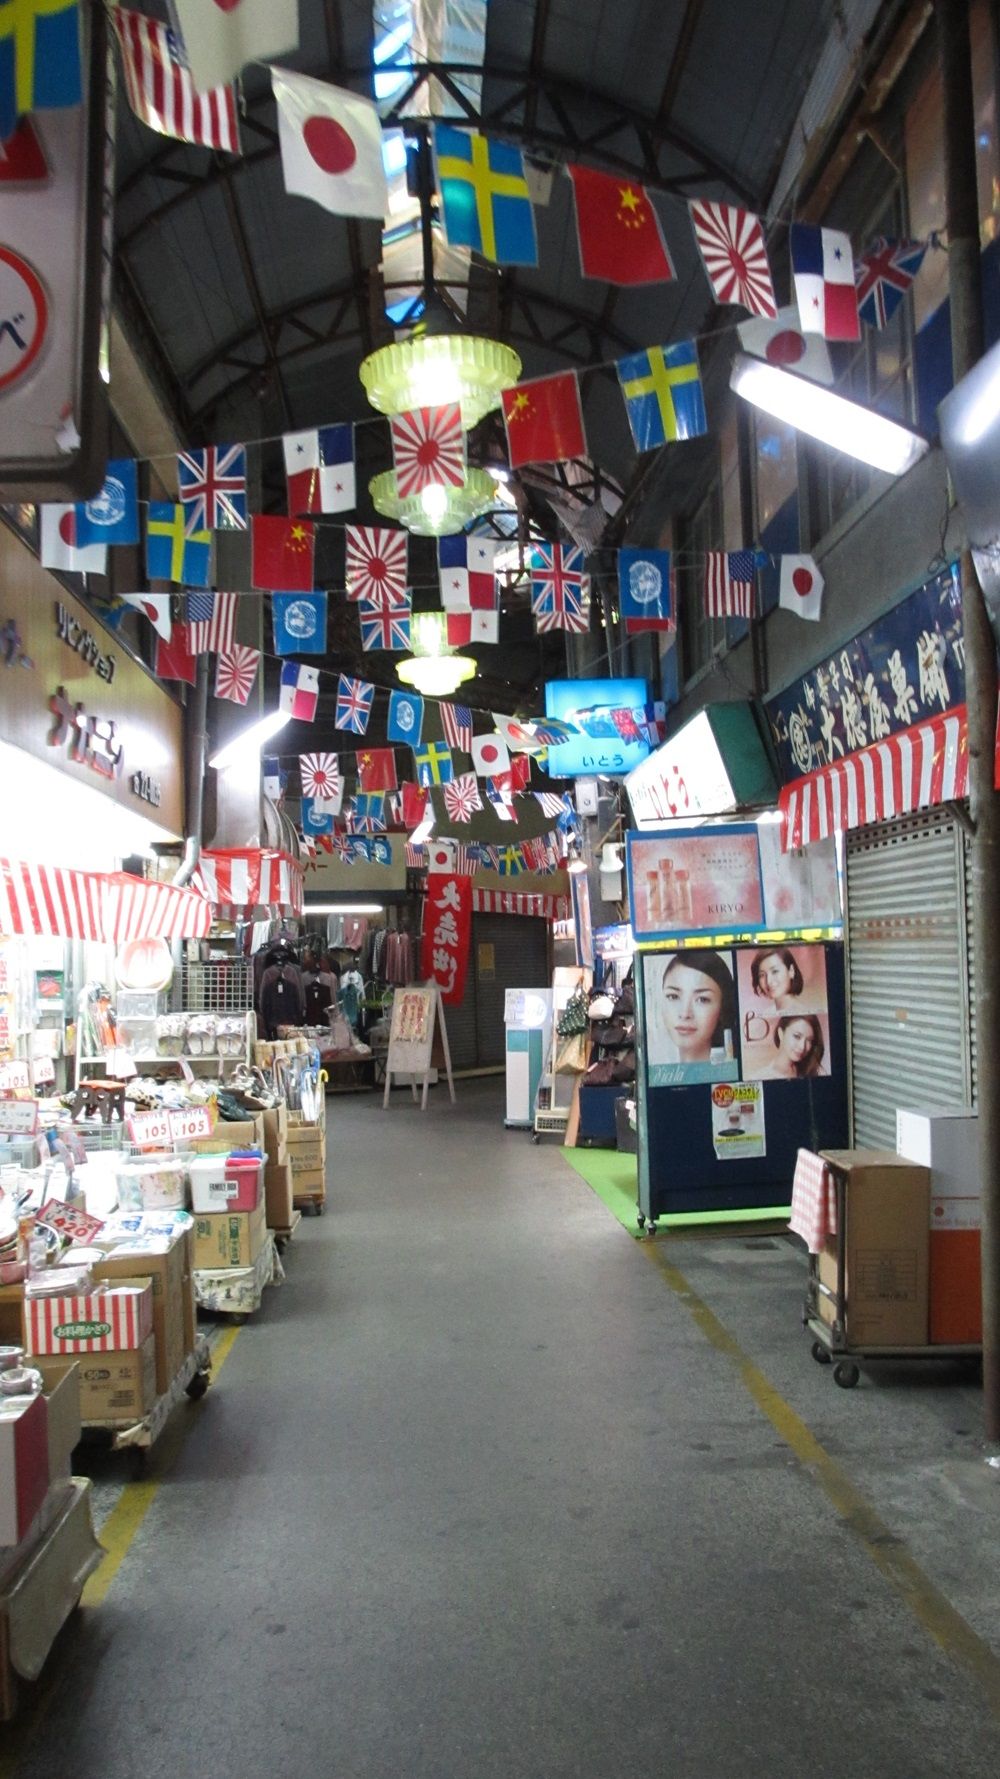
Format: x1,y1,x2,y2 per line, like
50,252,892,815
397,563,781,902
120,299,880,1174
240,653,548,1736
397,611,477,698
369,466,498,536
359,334,522,432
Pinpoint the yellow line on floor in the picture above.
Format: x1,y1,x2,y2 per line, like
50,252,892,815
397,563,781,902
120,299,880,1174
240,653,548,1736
646,1242,1000,1718
0,1326,243,1775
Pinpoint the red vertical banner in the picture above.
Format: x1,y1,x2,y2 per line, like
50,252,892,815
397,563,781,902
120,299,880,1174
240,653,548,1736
421,873,472,1006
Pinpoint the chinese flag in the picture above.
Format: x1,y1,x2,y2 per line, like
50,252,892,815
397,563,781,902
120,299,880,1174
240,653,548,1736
252,514,315,590
155,624,196,685
356,747,398,793
509,753,531,791
568,165,675,286
401,781,430,828
502,372,586,468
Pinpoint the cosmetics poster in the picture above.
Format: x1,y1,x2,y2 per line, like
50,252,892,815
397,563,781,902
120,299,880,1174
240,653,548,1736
711,1082,766,1160
736,944,832,1082
627,825,764,942
642,950,740,1086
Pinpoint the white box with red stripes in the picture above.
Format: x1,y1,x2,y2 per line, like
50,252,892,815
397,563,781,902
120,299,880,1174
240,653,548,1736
25,1283,154,1356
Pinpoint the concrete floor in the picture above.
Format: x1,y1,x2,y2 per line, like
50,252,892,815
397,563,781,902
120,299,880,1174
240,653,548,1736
6,1078,1000,1776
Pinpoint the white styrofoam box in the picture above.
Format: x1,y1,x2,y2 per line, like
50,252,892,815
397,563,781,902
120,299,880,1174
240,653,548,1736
896,1108,979,1201
930,1197,981,1231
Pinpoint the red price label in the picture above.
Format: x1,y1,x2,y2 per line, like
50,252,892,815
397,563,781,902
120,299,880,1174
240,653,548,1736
169,1107,212,1142
127,1110,172,1148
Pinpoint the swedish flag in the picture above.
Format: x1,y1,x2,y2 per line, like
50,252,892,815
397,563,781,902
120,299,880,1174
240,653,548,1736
434,122,538,267
0,0,82,142
616,339,708,451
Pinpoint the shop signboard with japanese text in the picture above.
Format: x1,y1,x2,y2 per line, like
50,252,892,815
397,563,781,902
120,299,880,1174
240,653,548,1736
544,678,650,778
420,873,472,1006
765,565,963,784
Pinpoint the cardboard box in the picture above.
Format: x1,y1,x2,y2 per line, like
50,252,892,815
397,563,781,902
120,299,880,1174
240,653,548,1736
896,1109,982,1346
187,1114,264,1156
818,1150,930,1347
92,1233,189,1395
292,1168,325,1200
39,1336,157,1424
261,1103,288,1165
26,1283,154,1358
286,1128,325,1170
0,1284,24,1348
34,1360,81,1481
0,1393,49,1547
264,1159,294,1231
194,1202,266,1271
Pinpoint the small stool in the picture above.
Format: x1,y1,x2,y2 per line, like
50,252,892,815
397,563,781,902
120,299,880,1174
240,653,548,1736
71,1079,127,1124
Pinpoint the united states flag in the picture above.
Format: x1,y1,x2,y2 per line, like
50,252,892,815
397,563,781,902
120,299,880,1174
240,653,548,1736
440,703,473,753
443,773,482,823
688,201,777,318
390,404,465,498
113,9,240,154
405,843,427,868
704,551,756,619
185,591,238,654
530,543,590,633
214,645,259,705
345,526,408,605
177,445,247,533
534,791,569,818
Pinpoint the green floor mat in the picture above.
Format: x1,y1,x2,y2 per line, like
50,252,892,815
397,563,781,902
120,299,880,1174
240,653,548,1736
560,1149,791,1239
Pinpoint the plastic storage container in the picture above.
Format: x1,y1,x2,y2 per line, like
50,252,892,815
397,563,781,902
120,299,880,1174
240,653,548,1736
115,1155,189,1212
188,1153,263,1215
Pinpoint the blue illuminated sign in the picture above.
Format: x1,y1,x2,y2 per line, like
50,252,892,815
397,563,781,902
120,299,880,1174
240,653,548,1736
544,677,650,778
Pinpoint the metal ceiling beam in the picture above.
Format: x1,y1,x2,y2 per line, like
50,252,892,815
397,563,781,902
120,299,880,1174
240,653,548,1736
219,168,293,427
653,0,705,131
115,59,758,254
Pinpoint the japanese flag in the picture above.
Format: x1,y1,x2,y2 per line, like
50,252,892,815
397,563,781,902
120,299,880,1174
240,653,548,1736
779,555,824,621
737,306,833,386
40,504,107,575
427,839,456,874
472,733,510,778
271,69,388,220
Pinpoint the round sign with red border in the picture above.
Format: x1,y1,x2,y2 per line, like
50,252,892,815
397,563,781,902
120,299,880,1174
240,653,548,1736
0,245,48,395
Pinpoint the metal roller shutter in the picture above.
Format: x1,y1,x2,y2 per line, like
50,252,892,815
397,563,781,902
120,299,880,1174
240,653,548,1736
443,914,550,1071
846,808,973,1150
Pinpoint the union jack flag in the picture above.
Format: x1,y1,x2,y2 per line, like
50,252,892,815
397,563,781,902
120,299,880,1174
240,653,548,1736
704,550,756,619
530,542,590,633
688,201,777,318
390,404,465,498
440,703,473,753
185,590,238,654
335,674,374,735
177,445,247,533
443,772,482,823
359,596,411,652
854,236,927,329
333,833,354,862
299,753,342,802
345,525,408,605
214,644,259,705
349,794,387,834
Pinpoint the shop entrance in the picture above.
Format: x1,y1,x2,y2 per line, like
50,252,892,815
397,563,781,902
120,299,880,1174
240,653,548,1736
446,914,549,1072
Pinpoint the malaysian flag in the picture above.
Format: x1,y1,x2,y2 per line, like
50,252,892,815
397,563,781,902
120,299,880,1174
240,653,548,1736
177,445,247,533
530,543,590,633
440,703,473,753
688,201,777,318
704,550,756,619
113,9,240,154
359,596,411,652
185,591,238,654
335,674,374,735
214,645,260,705
855,236,927,329
443,773,482,823
390,404,465,498
345,526,408,605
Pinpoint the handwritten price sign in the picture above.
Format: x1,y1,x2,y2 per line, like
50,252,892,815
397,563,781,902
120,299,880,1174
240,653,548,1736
169,1107,212,1143
0,1060,31,1093
126,1110,172,1148
0,1098,39,1135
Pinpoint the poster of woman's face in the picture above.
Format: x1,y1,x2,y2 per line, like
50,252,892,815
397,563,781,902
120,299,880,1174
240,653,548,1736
642,950,740,1086
736,944,831,1081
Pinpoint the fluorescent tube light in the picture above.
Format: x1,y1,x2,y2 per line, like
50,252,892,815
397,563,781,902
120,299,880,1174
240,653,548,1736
209,710,290,771
730,353,929,477
304,903,385,914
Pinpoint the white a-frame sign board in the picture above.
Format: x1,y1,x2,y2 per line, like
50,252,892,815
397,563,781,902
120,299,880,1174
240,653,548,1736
382,981,456,1110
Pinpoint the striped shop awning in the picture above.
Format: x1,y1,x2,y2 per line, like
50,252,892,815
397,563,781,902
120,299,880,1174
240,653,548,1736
472,890,570,920
779,706,969,852
193,848,304,918
0,862,213,941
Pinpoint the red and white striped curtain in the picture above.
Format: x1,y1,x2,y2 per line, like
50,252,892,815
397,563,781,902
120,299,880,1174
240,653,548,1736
192,849,304,918
779,707,969,851
472,889,569,920
0,862,213,941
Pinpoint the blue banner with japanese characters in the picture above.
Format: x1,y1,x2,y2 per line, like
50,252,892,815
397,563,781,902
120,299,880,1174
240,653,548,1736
765,565,964,784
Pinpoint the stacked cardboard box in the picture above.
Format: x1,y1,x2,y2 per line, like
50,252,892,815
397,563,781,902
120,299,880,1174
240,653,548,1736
261,1102,294,1231
817,1151,930,1347
92,1225,195,1395
25,1284,157,1424
896,1107,982,1345
193,1202,267,1270
287,1115,326,1205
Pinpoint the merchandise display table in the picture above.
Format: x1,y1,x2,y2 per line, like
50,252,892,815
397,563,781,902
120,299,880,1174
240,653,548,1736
193,1233,284,1319
0,1480,103,1722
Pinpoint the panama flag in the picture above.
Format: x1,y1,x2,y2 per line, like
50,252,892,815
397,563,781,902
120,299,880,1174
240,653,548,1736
40,505,107,576
790,224,860,341
779,554,824,621
279,661,320,722
439,535,498,610
272,69,388,219
446,610,498,647
391,405,465,498
171,0,298,93
283,424,355,514
737,306,833,386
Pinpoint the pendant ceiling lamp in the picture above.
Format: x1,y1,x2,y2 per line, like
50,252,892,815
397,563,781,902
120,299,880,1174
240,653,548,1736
396,611,476,698
368,465,498,536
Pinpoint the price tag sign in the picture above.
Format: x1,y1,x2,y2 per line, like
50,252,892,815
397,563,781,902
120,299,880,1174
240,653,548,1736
0,1098,39,1134
32,1057,56,1088
38,1198,106,1244
127,1109,172,1148
169,1106,212,1143
0,1060,31,1093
